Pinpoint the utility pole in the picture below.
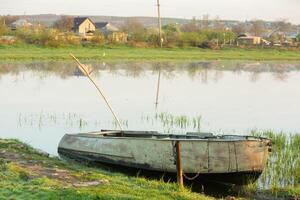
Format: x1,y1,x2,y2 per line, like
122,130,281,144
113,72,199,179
155,0,163,109
156,0,163,48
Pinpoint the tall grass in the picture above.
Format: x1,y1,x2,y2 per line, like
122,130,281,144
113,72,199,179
250,130,300,190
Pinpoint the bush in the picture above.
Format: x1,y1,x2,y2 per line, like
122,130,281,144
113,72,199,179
53,16,74,31
200,40,220,50
63,32,81,45
38,29,63,47
178,32,207,47
146,34,160,47
90,30,105,46
15,28,80,47
0,158,7,171
163,24,181,47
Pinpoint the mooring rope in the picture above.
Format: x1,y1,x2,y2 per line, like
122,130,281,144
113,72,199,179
182,172,201,180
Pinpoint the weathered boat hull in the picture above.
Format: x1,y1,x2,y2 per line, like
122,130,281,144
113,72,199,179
58,131,271,185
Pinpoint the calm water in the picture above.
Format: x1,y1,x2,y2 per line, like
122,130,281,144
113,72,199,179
0,60,300,155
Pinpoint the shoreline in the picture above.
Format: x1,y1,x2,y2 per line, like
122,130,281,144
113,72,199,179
0,138,298,199
1,45,300,61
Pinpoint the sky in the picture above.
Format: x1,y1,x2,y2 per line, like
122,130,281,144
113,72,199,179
1,0,300,24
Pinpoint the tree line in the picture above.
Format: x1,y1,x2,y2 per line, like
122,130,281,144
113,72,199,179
0,15,299,48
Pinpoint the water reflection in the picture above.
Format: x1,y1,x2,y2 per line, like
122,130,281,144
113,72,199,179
1,60,300,82
0,60,300,156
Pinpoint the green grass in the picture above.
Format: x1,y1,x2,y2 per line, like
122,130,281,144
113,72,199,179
0,130,299,199
0,44,300,61
0,139,211,200
242,130,300,199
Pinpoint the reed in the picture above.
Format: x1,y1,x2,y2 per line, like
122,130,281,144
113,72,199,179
17,112,129,130
250,130,300,191
152,112,202,132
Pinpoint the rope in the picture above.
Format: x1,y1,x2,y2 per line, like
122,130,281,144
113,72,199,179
183,172,201,181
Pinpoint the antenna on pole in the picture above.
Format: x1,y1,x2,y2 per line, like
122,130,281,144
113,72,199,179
156,0,163,48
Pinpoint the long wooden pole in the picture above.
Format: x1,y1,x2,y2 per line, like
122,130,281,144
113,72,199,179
175,141,183,187
69,53,123,131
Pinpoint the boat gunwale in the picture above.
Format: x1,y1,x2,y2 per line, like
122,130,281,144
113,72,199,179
62,133,270,143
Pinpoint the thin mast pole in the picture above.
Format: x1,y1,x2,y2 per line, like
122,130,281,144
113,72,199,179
155,68,161,107
157,0,163,48
70,53,123,130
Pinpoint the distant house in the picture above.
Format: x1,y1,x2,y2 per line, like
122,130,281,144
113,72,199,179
10,19,32,30
95,22,127,43
287,32,299,42
95,22,119,35
71,17,127,42
72,17,96,36
237,34,262,45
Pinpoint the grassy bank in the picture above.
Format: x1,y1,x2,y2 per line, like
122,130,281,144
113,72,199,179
0,133,299,199
0,139,211,200
0,45,300,61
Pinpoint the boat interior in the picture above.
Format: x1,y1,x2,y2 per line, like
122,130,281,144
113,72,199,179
76,130,264,141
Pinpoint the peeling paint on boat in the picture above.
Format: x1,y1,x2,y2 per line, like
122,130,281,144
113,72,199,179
58,131,271,178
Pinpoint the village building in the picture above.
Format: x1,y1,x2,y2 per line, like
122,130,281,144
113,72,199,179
95,22,128,43
95,22,119,36
72,17,127,42
10,19,32,30
237,33,262,45
72,17,96,37
287,32,299,42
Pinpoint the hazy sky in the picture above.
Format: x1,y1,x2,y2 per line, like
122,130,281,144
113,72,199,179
1,0,300,24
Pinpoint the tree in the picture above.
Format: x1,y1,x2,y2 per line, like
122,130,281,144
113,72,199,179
162,23,180,35
180,17,199,32
162,23,181,47
121,19,145,34
232,23,248,35
3,15,19,25
0,17,7,35
54,16,74,31
250,20,265,36
121,19,147,42
271,19,292,33
212,16,225,31
201,14,209,30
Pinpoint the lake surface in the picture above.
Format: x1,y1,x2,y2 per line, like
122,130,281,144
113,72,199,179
0,60,300,155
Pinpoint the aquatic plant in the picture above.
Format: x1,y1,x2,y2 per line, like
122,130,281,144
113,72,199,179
18,112,129,131
141,112,202,133
251,130,300,190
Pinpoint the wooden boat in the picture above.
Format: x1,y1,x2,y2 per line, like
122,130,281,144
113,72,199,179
58,130,272,185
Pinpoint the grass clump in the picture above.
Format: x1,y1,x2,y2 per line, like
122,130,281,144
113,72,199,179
243,130,300,199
